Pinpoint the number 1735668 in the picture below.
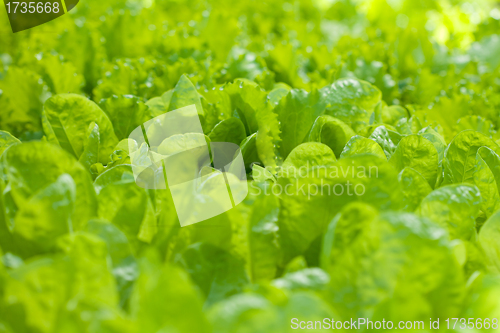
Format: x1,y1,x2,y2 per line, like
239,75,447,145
445,318,498,330
6,1,60,13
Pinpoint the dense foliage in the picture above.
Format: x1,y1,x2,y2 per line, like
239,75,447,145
2,0,500,331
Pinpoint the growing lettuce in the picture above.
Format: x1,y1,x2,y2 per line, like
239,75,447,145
2,0,500,331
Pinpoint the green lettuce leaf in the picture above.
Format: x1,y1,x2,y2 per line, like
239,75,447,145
278,154,402,263
35,54,84,95
417,184,481,240
208,118,246,145
443,130,500,185
339,135,386,159
42,94,119,164
322,204,464,320
99,95,152,140
382,105,408,126
1,142,97,237
275,89,325,160
246,191,280,281
306,115,356,158
94,164,134,194
473,147,500,218
130,252,210,333
175,242,249,307
282,142,336,169
225,79,281,169
0,131,20,157
456,115,496,138
13,174,75,253
399,167,432,212
478,209,500,274
2,233,124,333
78,122,100,172
86,219,138,310
367,125,399,159
97,180,157,250
389,135,439,187
320,78,382,131
0,67,45,136
168,74,204,118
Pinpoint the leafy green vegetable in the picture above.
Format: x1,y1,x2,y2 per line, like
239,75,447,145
367,125,399,159
13,174,75,252
1,142,97,241
2,0,500,329
278,154,402,264
130,252,210,333
306,115,356,158
0,131,20,157
99,95,152,140
208,118,246,145
399,167,433,211
339,135,386,159
473,147,500,218
42,94,119,164
419,127,447,166
0,67,45,137
321,79,382,131
94,164,134,194
168,74,204,118
275,89,325,160
175,242,249,307
479,210,500,273
78,122,100,172
417,184,481,240
443,130,500,185
389,134,439,186
85,218,138,309
382,105,408,126
97,180,157,250
322,204,464,319
281,142,336,169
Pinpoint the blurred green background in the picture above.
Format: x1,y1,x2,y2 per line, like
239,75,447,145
2,0,500,139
